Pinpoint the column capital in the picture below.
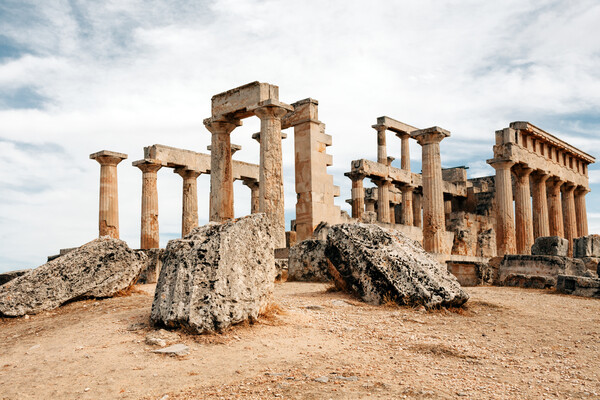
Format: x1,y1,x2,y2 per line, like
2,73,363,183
401,183,417,192
203,118,241,135
132,159,162,173
561,182,576,193
411,126,450,145
345,171,367,181
207,143,242,155
512,164,533,183
531,169,550,183
395,131,410,139
241,178,259,188
90,150,127,166
487,159,515,171
254,101,292,120
372,124,388,133
575,186,591,195
372,177,392,186
174,168,201,179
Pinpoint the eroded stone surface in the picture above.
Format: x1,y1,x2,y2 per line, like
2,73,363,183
557,274,600,298
0,269,30,286
574,235,600,258
324,223,468,308
151,214,276,334
288,240,331,282
499,255,590,288
531,236,569,256
0,237,147,317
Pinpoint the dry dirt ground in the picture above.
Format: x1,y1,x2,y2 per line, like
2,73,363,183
1,282,599,400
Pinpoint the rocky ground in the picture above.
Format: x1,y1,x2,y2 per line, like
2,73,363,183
1,282,599,400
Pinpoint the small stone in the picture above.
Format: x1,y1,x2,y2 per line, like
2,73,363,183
151,344,190,356
84,388,90,392
145,338,167,347
305,305,324,311
314,376,329,383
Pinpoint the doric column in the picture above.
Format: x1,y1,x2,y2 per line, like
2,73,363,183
89,150,127,239
348,172,366,220
255,103,291,248
412,127,450,253
531,170,550,239
575,187,590,237
513,164,534,254
374,179,391,223
373,124,387,164
204,118,240,223
488,159,516,256
396,133,411,171
389,203,397,224
561,183,577,256
175,168,201,237
365,199,376,213
133,160,162,249
401,185,415,225
243,179,260,214
412,191,422,228
547,178,564,237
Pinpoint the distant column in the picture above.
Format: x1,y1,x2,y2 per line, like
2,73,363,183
365,199,376,213
133,160,162,249
513,165,534,254
531,170,550,239
243,179,260,214
562,183,577,256
204,118,239,223
412,192,422,228
412,127,450,253
255,104,291,248
547,178,564,237
175,168,201,237
401,185,415,226
489,160,516,256
374,179,391,223
373,124,388,164
574,187,589,237
396,132,411,171
349,172,366,220
90,150,128,239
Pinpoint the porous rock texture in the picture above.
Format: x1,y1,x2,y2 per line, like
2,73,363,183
288,239,331,282
151,214,276,334
557,275,600,298
0,237,147,317
324,223,469,308
531,236,569,256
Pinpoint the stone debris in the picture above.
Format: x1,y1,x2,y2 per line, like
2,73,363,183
498,255,592,288
324,223,469,308
145,338,167,347
574,235,600,258
557,274,600,298
0,237,147,317
313,376,329,383
287,239,331,282
531,236,569,256
151,214,276,334
151,344,190,356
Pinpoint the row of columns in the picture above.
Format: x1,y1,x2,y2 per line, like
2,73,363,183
491,160,589,256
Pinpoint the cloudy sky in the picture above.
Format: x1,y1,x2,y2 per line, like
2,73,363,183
1,0,599,272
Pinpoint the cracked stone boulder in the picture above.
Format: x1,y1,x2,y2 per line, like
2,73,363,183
0,237,147,317
151,214,276,334
288,239,331,282
324,223,469,308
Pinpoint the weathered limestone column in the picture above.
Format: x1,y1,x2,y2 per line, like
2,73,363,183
373,179,391,223
412,192,422,228
401,185,415,226
373,124,387,164
365,199,376,213
562,183,577,256
243,179,260,214
575,187,590,237
255,104,291,248
90,150,127,239
547,178,564,237
488,160,516,256
389,202,397,224
412,127,450,253
175,168,201,237
133,160,162,249
531,171,550,239
396,132,411,171
204,119,240,223
513,165,534,255
349,172,366,220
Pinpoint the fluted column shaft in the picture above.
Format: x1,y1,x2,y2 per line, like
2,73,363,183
176,169,201,237
397,133,411,171
575,188,589,237
350,173,366,220
547,178,564,237
204,119,238,223
412,192,422,228
136,162,161,248
413,129,448,253
490,160,516,256
531,172,550,239
255,105,289,248
374,125,387,164
90,152,127,239
243,180,260,214
375,179,391,223
402,185,415,226
513,165,534,254
562,183,577,256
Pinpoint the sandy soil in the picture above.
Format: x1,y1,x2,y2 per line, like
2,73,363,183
1,282,599,400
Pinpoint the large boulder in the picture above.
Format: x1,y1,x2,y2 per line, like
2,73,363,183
288,239,331,282
0,237,147,317
151,214,276,334
324,223,469,308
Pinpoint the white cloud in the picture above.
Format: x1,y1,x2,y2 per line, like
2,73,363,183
1,0,600,270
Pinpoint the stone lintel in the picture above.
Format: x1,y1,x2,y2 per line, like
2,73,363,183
90,150,128,161
211,81,279,119
207,144,242,155
375,116,419,135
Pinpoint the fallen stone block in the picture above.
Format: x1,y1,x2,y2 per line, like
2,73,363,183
574,235,600,258
0,269,30,286
151,214,276,334
499,255,590,288
531,236,569,256
580,257,600,276
288,240,331,282
324,223,469,308
502,274,555,289
557,275,600,298
0,237,147,317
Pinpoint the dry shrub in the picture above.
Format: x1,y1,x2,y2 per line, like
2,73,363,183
259,302,285,322
381,293,401,308
112,284,147,297
324,283,339,293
